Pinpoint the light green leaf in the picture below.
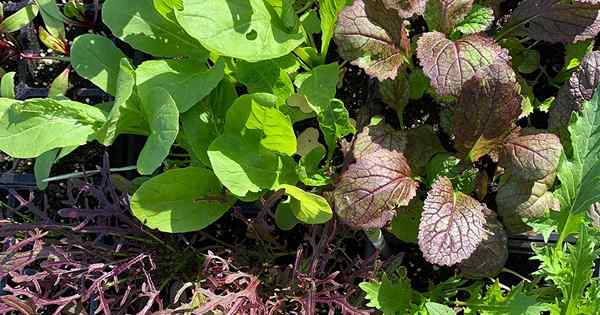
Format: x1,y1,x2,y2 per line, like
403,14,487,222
1,72,15,99
136,58,225,113
137,88,179,175
425,302,455,315
175,0,305,62
296,146,331,186
275,198,301,230
359,274,413,314
359,280,383,309
96,58,136,145
236,59,294,106
278,184,332,224
453,5,494,35
554,39,594,84
103,0,207,57
181,80,237,167
0,4,39,33
37,0,65,39
208,133,298,197
555,86,600,238
130,167,235,233
0,98,106,158
319,98,355,157
153,0,183,20
319,0,350,57
48,68,70,99
71,34,127,96
225,94,297,156
34,149,59,190
390,199,423,244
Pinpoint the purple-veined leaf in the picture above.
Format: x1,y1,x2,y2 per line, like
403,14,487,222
372,0,428,19
496,175,559,233
418,176,486,266
550,51,600,128
334,0,410,80
500,128,562,181
424,0,474,34
453,63,522,162
458,210,508,279
334,124,418,229
416,31,510,96
507,0,600,44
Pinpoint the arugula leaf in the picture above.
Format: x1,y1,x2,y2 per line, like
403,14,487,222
425,302,455,315
296,146,331,186
71,34,127,96
176,0,304,62
136,59,225,113
0,4,38,33
555,86,600,241
131,167,236,233
137,88,179,175
236,59,294,106
318,0,351,58
103,0,207,57
359,274,413,314
48,68,70,99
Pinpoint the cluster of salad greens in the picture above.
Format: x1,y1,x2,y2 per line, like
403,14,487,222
2,0,600,313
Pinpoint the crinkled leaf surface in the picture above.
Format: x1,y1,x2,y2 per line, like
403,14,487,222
279,184,333,224
175,0,304,62
334,0,408,80
507,0,600,44
136,59,224,113
424,0,474,34
418,176,486,266
550,51,600,128
453,63,521,162
416,32,510,96
103,0,207,57
334,124,418,229
0,98,106,158
137,88,179,175
70,34,127,96
458,212,508,279
501,128,562,181
131,167,235,233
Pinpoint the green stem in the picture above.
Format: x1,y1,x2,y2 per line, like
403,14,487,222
42,165,137,183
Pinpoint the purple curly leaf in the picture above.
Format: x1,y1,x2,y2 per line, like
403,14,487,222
550,51,600,128
424,0,474,33
334,0,410,80
496,175,559,233
416,32,510,96
453,63,522,162
458,210,508,279
508,0,600,44
418,176,486,266
500,128,562,181
334,124,418,229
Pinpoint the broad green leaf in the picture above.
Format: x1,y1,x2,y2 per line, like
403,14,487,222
296,146,331,186
319,0,351,57
318,98,355,157
130,167,235,233
1,72,15,99
175,0,305,62
103,0,207,57
225,94,297,156
555,86,600,238
37,0,65,39
453,4,493,35
408,69,430,100
236,59,294,106
34,149,59,190
425,302,455,315
153,0,183,20
71,34,127,96
137,88,179,175
275,198,301,230
0,4,39,33
0,98,106,158
390,199,423,244
136,59,225,113
279,184,332,224
96,58,136,145
208,133,298,197
48,68,70,99
181,80,237,167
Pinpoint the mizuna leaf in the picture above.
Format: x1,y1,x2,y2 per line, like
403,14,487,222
458,211,508,279
175,0,304,62
417,32,510,96
500,128,562,181
550,51,600,129
418,176,486,266
333,124,418,229
334,0,409,80
103,0,207,57
131,167,235,233
424,0,474,34
506,0,600,44
496,175,559,234
453,63,522,162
